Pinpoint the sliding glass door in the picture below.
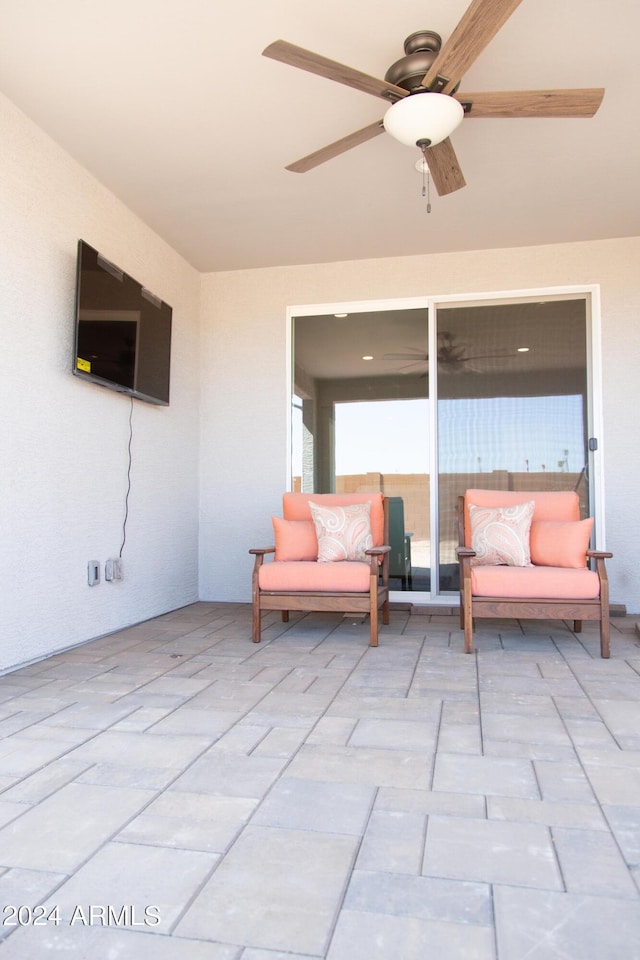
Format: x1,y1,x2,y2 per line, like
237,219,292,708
435,296,592,595
291,307,431,593
291,291,598,603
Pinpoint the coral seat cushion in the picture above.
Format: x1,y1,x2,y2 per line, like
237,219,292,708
258,560,371,592
471,565,600,599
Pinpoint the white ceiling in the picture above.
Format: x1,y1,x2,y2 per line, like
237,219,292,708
1,0,638,272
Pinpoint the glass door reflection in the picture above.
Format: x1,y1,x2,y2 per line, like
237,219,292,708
292,308,429,594
334,399,430,591
436,297,590,594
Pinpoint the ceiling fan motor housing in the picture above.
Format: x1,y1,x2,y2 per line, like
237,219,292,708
384,31,443,92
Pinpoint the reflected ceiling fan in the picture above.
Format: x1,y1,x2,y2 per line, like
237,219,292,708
384,331,514,373
262,0,604,195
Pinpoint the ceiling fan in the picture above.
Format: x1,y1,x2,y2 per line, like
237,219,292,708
384,331,514,373
262,0,604,195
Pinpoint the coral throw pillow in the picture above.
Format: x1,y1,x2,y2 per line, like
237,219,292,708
272,517,318,561
309,501,373,562
530,517,593,568
469,501,535,567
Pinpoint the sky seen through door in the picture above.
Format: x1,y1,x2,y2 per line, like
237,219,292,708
334,395,585,477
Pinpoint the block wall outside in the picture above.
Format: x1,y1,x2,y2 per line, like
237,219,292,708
329,470,586,546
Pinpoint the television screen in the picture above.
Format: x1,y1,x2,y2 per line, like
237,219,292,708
73,240,172,405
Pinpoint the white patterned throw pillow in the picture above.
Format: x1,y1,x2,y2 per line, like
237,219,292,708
308,501,373,562
469,501,535,566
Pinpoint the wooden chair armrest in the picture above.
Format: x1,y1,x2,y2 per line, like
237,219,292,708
249,547,275,574
456,546,476,559
366,545,391,556
366,544,390,580
587,550,611,586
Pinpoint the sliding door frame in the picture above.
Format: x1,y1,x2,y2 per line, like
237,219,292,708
287,284,605,607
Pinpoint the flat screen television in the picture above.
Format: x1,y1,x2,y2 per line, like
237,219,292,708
73,240,172,405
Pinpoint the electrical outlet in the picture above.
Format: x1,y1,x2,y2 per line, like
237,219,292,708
105,558,124,582
87,561,100,586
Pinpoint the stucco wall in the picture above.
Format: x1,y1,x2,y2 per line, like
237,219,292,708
0,93,202,672
199,238,640,613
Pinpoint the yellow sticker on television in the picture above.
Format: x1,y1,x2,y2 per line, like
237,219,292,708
76,357,91,372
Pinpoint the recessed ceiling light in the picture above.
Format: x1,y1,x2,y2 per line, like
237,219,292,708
362,355,374,361
334,313,348,318
517,347,530,352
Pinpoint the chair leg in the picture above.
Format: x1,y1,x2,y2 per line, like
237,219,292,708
462,591,474,654
464,614,474,654
599,569,611,658
460,580,473,653
458,568,474,653
252,601,261,643
369,601,379,647
600,616,610,659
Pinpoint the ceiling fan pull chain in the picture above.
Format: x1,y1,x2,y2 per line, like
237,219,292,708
421,163,432,213
418,147,432,213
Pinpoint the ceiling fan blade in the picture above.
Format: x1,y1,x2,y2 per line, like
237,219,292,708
398,361,428,373
455,88,605,118
262,40,408,103
421,0,525,93
459,352,515,360
423,139,466,195
285,121,384,173
383,353,428,361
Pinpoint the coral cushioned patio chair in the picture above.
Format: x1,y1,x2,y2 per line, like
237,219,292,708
457,489,612,657
250,492,390,646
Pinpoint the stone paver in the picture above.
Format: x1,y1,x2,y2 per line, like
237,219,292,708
433,752,540,798
175,825,358,953
423,815,562,889
252,776,375,835
494,885,640,960
51,840,217,931
326,910,496,960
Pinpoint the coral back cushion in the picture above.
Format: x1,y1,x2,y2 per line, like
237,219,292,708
464,490,580,548
272,517,318,561
530,517,593,568
283,493,385,547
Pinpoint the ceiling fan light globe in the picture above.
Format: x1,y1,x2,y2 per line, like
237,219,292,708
383,93,464,148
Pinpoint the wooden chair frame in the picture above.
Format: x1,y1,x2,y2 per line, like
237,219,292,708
250,496,391,647
456,495,613,658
